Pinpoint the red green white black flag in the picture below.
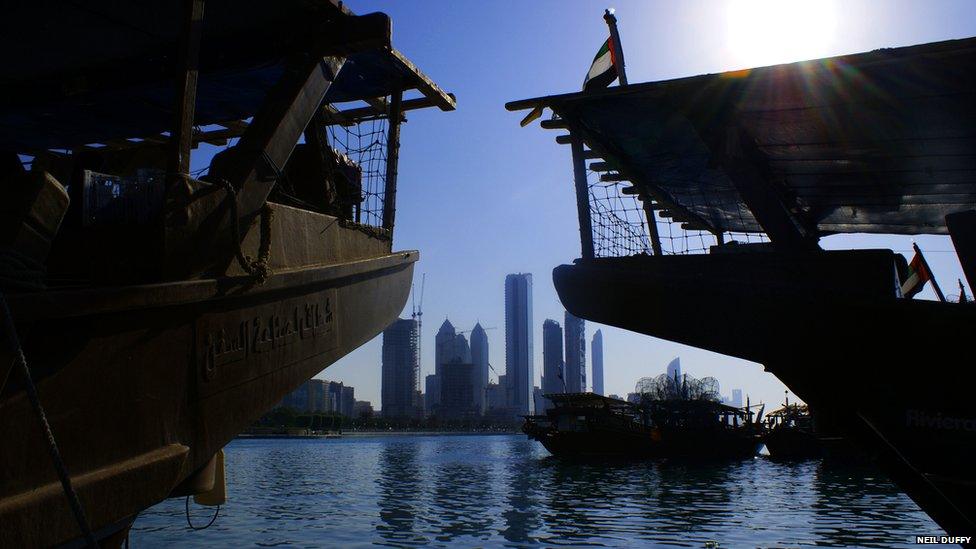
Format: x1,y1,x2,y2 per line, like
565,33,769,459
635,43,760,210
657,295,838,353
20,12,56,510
900,244,944,300
583,37,619,91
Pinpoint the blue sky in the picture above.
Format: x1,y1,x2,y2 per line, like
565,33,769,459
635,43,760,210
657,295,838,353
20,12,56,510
306,0,976,409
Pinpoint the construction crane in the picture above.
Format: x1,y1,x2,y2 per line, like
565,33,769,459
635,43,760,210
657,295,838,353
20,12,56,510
410,273,426,389
456,325,498,336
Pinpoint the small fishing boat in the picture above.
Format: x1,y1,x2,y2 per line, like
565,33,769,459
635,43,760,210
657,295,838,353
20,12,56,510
763,402,821,460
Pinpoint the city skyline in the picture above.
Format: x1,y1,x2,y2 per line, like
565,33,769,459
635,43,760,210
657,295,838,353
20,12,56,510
310,0,973,412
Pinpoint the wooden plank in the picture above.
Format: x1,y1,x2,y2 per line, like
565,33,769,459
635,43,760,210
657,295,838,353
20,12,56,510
319,94,456,123
540,119,568,130
388,48,456,111
589,161,612,172
167,0,205,186
599,173,627,182
556,134,572,145
230,55,346,222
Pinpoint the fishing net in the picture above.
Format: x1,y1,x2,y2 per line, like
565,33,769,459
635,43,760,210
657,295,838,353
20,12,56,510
324,110,389,228
634,373,721,403
585,164,769,258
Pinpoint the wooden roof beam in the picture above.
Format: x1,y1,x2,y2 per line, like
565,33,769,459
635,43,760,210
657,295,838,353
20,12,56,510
716,125,819,250
319,93,456,124
388,48,456,111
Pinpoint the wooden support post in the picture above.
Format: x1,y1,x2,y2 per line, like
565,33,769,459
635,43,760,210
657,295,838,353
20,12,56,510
947,210,976,293
168,0,205,188
383,90,403,232
229,55,345,222
641,198,663,255
570,134,595,259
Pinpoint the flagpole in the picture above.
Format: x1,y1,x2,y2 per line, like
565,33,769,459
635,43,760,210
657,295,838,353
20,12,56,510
914,242,947,302
603,9,628,85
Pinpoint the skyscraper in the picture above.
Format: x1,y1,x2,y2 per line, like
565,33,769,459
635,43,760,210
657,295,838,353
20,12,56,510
470,323,490,415
430,318,470,411
667,357,681,381
381,318,419,418
564,311,586,393
440,361,475,420
541,319,564,409
425,374,440,417
435,318,458,377
505,273,534,415
592,329,604,396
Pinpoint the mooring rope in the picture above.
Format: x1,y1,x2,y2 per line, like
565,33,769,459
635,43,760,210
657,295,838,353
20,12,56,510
184,496,220,531
0,293,100,548
217,180,273,284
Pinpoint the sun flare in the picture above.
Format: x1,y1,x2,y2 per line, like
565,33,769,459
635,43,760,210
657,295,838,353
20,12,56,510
727,0,837,67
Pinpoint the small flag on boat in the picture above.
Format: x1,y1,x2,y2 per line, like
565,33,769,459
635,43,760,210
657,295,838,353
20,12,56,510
900,243,945,301
583,37,619,91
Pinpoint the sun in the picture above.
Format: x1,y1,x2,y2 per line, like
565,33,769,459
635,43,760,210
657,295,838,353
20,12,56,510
727,0,837,68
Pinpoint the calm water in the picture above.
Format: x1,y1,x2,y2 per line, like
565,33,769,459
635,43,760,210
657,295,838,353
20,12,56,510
131,434,945,547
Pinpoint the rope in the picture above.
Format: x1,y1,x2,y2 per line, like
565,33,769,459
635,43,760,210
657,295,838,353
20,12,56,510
184,496,220,531
216,180,274,284
0,293,100,548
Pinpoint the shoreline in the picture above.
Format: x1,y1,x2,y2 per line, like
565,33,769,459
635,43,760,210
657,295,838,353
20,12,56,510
237,431,521,440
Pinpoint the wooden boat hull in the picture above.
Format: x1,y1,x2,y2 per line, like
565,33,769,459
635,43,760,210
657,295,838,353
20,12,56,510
0,250,416,547
763,428,824,460
553,253,976,535
525,423,760,459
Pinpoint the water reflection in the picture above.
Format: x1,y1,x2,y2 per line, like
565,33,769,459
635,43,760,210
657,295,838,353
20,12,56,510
376,441,425,545
130,435,943,548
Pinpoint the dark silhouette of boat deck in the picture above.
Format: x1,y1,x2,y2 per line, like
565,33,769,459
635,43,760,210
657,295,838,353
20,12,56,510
508,36,976,540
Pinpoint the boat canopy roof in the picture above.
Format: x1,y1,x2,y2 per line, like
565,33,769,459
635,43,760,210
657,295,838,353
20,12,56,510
1,0,454,153
507,37,976,236
767,404,809,418
546,392,633,408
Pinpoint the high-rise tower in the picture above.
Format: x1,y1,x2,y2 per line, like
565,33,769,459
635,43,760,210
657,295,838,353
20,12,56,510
470,323,490,415
564,311,586,393
381,318,420,418
541,319,564,411
592,329,604,396
505,273,534,415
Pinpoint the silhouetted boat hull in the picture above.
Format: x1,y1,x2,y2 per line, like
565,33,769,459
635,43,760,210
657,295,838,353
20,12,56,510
0,244,415,547
553,253,976,534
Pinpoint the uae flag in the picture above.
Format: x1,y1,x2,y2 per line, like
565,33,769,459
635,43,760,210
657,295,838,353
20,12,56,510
583,37,618,91
900,247,934,298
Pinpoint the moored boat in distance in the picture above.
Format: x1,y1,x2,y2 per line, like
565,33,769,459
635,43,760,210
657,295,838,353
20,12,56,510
524,373,761,459
763,402,822,460
0,1,454,546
